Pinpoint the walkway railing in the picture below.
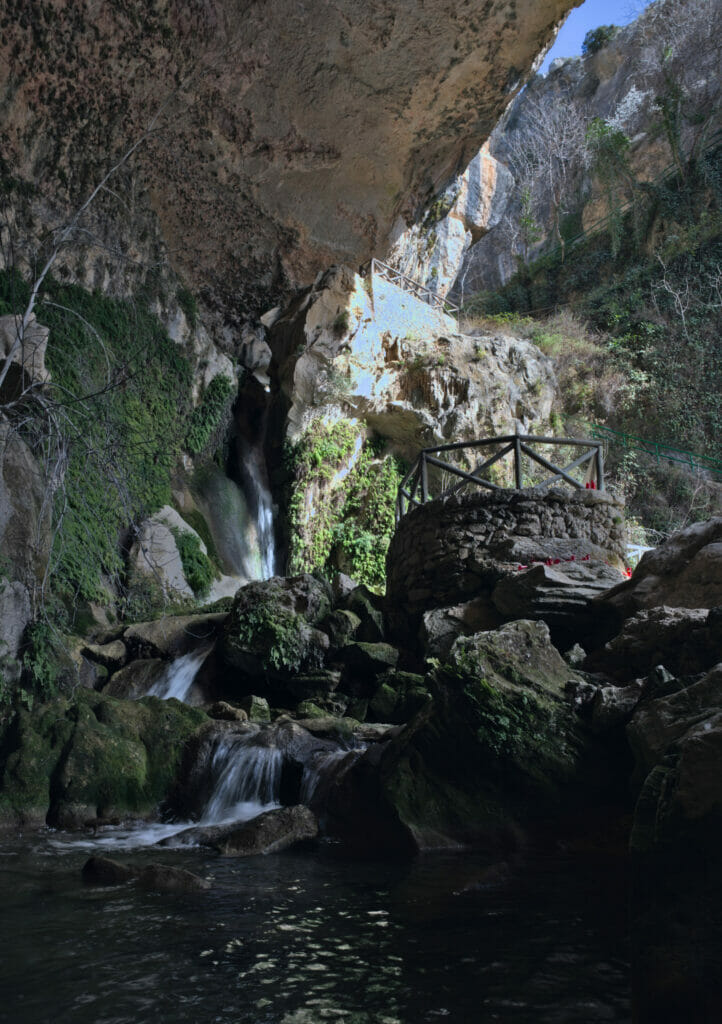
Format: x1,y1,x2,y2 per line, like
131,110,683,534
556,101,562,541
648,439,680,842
369,258,460,318
396,433,604,521
591,424,722,479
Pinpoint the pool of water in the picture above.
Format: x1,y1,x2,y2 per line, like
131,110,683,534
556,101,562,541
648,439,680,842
0,830,630,1024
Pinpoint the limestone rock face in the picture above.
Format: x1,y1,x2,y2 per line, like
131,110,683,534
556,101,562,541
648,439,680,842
0,418,52,678
387,142,515,298
270,265,556,454
0,315,50,402
454,5,722,296
0,1,578,321
600,517,722,618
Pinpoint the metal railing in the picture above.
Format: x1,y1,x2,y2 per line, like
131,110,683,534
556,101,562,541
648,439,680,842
591,424,722,478
396,433,604,521
369,258,460,318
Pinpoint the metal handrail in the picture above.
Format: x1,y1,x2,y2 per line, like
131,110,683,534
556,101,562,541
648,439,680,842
591,424,722,477
396,433,604,521
370,258,460,318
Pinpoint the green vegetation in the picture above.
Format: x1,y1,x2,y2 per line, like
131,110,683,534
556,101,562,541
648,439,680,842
171,529,215,600
463,131,722,531
332,309,350,337
581,24,618,56
184,374,235,456
231,597,309,675
176,285,198,330
0,268,229,696
285,418,402,589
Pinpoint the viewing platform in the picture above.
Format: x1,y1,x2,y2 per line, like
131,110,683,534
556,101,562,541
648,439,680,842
396,433,605,522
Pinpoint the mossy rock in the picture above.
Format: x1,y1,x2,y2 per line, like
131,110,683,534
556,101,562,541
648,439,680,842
368,671,430,724
0,690,207,828
338,642,400,696
324,622,619,857
222,574,332,681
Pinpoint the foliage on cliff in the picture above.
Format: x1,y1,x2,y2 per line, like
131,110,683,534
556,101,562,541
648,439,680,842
284,419,401,590
0,269,229,684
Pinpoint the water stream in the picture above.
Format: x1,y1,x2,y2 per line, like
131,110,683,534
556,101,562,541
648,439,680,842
146,645,213,703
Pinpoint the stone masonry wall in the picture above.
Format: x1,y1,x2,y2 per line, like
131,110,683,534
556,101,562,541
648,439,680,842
386,488,626,639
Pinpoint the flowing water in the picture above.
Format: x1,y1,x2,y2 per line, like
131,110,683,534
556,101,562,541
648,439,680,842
0,834,630,1024
147,646,213,703
240,448,276,580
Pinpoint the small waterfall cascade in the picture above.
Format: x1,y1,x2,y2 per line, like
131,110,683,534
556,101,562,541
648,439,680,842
147,645,213,702
201,728,284,824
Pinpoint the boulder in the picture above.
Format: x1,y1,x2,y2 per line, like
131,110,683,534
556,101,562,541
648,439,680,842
237,695,271,723
338,642,400,696
491,559,624,649
81,639,128,672
124,612,226,660
626,664,722,1022
81,855,210,893
207,701,249,723
420,596,502,660
221,574,331,681
163,805,318,856
215,805,319,856
103,659,167,701
368,671,430,724
320,609,361,650
324,620,618,857
0,690,206,829
344,586,385,643
585,606,722,683
601,517,722,617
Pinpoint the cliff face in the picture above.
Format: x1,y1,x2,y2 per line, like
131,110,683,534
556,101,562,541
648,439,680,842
452,0,722,297
0,0,578,331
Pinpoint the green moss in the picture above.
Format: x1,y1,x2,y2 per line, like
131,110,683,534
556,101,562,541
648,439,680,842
176,285,199,330
171,528,215,599
184,375,235,456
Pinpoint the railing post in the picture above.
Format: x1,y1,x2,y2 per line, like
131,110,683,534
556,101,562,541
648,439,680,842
514,431,522,490
421,453,428,503
596,445,604,491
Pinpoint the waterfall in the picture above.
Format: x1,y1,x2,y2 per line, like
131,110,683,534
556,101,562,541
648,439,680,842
201,728,283,824
241,449,276,579
147,645,212,702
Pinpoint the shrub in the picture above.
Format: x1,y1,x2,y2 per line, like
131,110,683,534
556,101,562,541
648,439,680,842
582,25,618,56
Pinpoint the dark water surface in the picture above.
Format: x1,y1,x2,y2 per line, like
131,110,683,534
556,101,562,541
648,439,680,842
0,830,630,1024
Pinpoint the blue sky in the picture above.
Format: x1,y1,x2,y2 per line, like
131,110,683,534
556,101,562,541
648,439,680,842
539,0,653,73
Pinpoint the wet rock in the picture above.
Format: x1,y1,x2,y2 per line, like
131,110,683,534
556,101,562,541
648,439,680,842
295,700,327,720
237,695,271,723
166,806,319,857
324,620,618,858
221,574,331,680
124,612,226,661
338,642,400,696
81,855,133,885
207,701,249,722
82,855,210,892
0,690,206,829
103,659,167,701
215,806,319,856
